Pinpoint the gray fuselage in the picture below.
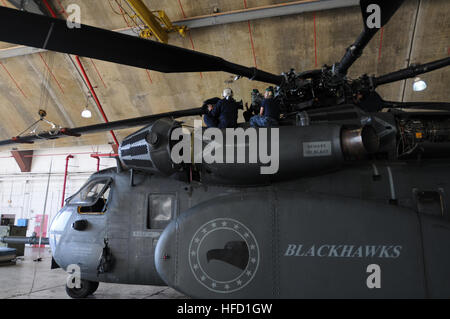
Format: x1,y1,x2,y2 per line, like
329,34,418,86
49,159,450,298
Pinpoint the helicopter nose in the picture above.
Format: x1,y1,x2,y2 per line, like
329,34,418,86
48,207,74,250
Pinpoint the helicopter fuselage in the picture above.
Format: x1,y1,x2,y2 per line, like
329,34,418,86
49,158,450,298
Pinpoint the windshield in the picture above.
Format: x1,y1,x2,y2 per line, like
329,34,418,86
68,178,112,206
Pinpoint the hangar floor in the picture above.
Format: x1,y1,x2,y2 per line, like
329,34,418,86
0,247,186,299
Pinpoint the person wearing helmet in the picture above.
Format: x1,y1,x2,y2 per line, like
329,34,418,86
250,87,280,127
204,88,240,128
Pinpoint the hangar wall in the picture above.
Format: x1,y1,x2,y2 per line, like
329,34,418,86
0,145,117,237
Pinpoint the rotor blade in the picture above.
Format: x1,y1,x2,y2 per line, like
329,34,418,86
336,0,404,75
0,108,204,147
374,57,450,87
0,7,282,85
383,101,450,112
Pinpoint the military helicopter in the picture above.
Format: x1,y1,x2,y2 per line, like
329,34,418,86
0,0,450,298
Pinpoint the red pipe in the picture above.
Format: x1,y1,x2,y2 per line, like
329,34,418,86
378,27,384,63
146,70,153,84
41,0,119,147
42,0,57,18
90,58,107,89
0,62,28,99
177,0,202,78
61,154,74,208
38,52,65,94
91,154,100,172
243,0,257,68
25,152,93,158
54,0,69,18
177,0,187,18
75,56,120,147
95,153,118,158
313,12,318,67
21,152,118,158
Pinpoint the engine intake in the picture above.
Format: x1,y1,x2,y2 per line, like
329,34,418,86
119,118,180,175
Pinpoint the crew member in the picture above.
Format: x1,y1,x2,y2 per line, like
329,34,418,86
204,88,239,128
202,96,221,114
250,87,280,127
243,89,263,122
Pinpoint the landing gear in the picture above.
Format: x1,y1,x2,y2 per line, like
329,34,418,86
65,280,99,299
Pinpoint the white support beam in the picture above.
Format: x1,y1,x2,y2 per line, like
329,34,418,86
174,0,358,29
0,46,46,59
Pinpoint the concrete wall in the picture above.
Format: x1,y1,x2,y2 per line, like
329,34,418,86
0,145,117,237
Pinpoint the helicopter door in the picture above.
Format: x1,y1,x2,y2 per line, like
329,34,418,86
127,193,177,285
64,178,112,279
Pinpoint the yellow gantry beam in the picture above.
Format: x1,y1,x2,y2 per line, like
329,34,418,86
155,10,187,37
126,0,169,43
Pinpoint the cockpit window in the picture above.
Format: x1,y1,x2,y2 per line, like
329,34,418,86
69,178,112,213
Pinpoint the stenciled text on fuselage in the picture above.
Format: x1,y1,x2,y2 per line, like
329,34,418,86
284,244,403,259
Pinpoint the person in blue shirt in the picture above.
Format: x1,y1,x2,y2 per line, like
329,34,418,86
250,87,280,127
204,88,239,128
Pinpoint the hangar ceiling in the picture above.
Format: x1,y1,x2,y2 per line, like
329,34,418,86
0,0,448,150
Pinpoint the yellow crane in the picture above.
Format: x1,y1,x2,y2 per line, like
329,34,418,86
125,0,187,43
